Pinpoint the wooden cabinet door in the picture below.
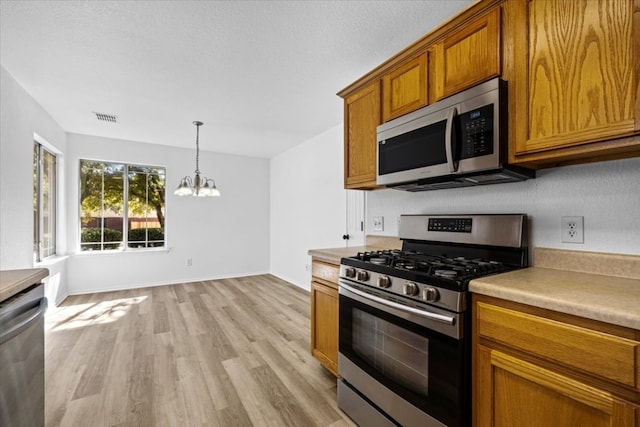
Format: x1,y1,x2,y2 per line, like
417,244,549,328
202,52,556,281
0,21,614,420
475,301,640,390
511,0,638,158
432,6,500,101
382,53,427,122
344,80,381,189
476,346,638,427
310,279,339,376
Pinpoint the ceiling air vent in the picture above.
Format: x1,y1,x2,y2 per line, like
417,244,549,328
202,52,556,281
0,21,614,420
93,112,118,123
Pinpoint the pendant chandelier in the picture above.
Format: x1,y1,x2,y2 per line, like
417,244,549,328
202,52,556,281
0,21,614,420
174,121,220,197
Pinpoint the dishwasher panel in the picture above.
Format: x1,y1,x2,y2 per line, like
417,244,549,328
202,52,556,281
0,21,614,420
0,283,47,427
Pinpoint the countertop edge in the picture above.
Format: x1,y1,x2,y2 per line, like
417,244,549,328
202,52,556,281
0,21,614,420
308,246,370,265
470,267,640,330
0,268,50,302
308,237,402,265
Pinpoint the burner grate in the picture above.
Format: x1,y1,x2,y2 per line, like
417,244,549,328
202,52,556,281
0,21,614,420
352,249,510,282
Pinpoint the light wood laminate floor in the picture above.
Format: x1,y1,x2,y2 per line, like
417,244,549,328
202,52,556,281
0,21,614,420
45,275,356,427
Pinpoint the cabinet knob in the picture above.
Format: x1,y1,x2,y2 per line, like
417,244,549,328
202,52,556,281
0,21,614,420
342,234,350,240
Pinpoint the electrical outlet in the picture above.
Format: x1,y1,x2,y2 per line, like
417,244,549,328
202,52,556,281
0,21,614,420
561,216,584,243
372,216,384,231
186,258,193,266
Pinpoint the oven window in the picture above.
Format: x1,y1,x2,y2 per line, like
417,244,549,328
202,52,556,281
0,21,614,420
378,120,447,175
352,308,429,397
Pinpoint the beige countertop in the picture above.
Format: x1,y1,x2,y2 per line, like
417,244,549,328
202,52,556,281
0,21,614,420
0,268,49,302
308,236,402,265
470,248,640,330
308,246,370,265
308,244,640,329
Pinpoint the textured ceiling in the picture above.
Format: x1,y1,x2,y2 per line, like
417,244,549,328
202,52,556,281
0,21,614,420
1,0,472,158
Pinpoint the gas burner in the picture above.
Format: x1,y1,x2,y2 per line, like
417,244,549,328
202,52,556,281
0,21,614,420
343,248,519,290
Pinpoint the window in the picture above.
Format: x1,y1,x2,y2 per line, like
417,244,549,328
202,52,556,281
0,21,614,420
33,142,57,261
79,160,165,251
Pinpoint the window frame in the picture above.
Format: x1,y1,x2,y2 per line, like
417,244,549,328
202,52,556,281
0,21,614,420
33,141,57,263
78,159,166,253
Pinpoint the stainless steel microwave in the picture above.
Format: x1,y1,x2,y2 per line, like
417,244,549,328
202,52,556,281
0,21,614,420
376,78,534,191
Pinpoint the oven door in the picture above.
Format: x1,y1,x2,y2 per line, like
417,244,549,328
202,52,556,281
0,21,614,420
338,280,468,427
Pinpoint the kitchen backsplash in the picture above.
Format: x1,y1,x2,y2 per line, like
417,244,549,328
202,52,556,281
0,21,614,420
366,156,640,257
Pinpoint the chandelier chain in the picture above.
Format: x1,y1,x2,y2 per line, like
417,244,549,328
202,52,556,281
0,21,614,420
194,122,201,174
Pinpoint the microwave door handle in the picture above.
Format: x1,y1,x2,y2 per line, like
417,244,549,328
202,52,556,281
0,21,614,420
444,107,459,173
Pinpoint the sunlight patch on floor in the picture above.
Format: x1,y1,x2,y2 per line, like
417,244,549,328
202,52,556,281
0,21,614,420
46,296,148,331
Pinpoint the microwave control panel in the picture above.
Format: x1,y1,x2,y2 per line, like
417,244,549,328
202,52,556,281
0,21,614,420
459,104,494,159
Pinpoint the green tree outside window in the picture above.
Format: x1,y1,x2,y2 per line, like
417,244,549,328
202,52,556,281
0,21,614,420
79,160,165,251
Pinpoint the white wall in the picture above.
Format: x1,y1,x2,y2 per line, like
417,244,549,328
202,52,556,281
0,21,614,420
270,124,347,290
366,157,640,257
65,133,270,294
1,66,69,304
269,124,639,288
2,65,270,300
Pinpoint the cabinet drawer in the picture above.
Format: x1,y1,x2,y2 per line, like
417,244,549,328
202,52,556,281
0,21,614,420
476,302,640,390
312,261,339,285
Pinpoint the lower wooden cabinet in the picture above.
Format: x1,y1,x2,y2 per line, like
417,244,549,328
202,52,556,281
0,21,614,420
310,260,339,376
477,346,637,427
473,295,640,427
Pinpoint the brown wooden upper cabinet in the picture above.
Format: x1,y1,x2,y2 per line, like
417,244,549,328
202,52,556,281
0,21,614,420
431,7,501,101
382,53,428,122
338,0,640,190
506,0,640,167
338,1,505,191
343,80,381,189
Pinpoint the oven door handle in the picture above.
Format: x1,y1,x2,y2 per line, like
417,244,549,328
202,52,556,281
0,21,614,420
340,282,456,325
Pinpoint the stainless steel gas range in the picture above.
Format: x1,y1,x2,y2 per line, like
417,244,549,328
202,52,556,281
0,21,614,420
337,214,528,427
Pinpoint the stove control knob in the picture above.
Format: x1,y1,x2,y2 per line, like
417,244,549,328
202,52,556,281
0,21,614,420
356,270,370,282
345,267,356,278
403,282,419,296
423,287,440,302
377,275,391,288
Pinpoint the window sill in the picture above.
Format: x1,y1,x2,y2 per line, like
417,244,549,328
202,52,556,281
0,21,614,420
73,247,171,257
35,254,70,267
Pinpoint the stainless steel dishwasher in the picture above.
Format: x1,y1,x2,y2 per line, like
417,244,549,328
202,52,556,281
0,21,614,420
0,283,47,427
